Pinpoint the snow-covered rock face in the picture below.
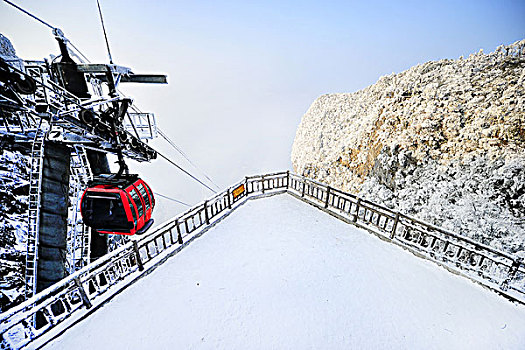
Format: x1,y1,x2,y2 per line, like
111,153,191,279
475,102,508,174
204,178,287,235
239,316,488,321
292,39,525,256
0,34,17,58
0,150,29,311
0,34,28,311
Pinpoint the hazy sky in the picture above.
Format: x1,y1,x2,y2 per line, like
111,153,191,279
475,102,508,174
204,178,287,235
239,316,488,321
1,0,524,222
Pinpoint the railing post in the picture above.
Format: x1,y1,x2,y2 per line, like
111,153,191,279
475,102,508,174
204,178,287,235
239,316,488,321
353,198,361,222
476,255,485,269
176,219,183,244
286,170,290,189
245,176,249,195
442,241,450,256
184,219,189,235
74,277,92,309
455,246,463,260
204,200,210,225
501,259,523,291
167,227,174,245
301,178,306,197
160,231,167,250
390,212,400,239
325,186,331,208
227,188,232,209
261,175,265,193
132,240,144,271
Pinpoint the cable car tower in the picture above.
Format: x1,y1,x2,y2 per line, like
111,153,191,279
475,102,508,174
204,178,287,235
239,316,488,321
0,2,167,300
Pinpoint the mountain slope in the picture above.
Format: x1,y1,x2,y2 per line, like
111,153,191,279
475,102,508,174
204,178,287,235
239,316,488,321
292,39,525,256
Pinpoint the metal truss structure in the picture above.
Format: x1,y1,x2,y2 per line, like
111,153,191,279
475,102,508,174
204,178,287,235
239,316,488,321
0,39,166,299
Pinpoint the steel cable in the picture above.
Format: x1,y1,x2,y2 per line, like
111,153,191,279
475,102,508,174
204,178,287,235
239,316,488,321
96,0,114,64
152,146,218,194
153,192,190,207
2,0,91,63
3,0,55,29
157,129,221,191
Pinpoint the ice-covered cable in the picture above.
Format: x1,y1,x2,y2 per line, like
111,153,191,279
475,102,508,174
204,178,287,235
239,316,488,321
152,147,218,194
158,129,221,191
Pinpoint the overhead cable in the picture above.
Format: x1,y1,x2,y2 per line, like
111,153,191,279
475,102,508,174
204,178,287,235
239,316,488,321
68,42,91,63
3,0,55,30
96,0,114,64
2,0,218,196
123,102,221,192
3,0,91,63
158,129,221,191
152,147,218,194
153,192,190,207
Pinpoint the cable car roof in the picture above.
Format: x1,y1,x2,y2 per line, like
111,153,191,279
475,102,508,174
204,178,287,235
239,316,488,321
87,174,140,189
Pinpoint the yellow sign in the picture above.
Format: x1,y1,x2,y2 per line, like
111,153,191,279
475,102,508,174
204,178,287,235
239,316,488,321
232,184,245,199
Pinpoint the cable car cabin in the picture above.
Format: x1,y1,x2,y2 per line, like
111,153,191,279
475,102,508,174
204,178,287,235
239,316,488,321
80,175,155,235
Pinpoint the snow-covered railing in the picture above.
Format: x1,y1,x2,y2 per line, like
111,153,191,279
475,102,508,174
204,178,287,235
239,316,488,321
1,171,522,349
286,173,525,304
0,172,288,349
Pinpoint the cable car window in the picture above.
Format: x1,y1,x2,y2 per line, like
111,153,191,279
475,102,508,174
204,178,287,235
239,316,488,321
137,183,150,211
130,189,144,217
143,183,154,207
126,192,138,224
81,192,129,229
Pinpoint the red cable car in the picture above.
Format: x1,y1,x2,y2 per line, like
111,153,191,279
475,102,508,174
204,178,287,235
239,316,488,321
80,174,155,235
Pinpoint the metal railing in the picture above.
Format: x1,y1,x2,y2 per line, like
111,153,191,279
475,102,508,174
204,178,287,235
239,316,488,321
287,173,525,303
1,171,523,349
0,172,287,349
125,113,157,140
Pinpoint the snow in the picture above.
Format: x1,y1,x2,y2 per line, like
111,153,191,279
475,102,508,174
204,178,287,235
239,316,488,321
291,39,525,257
0,150,29,310
44,195,525,349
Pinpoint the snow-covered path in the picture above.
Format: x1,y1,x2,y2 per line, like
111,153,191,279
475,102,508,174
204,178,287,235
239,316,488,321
45,195,525,349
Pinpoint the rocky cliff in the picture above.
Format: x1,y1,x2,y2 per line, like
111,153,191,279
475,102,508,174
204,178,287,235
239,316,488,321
0,150,28,311
292,39,525,256
0,34,28,311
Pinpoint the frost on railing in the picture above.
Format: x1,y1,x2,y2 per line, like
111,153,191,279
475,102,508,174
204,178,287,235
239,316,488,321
0,173,288,349
1,171,522,349
287,173,525,303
